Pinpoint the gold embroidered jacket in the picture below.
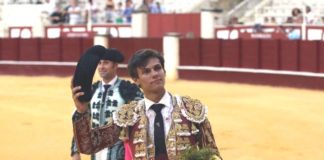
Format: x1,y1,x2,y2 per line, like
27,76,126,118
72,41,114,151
73,95,222,160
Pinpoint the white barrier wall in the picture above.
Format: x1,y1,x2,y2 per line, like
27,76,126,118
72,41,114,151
1,4,47,37
201,9,223,39
163,33,180,81
131,12,147,38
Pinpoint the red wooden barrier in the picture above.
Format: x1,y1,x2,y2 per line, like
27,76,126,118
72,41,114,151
200,39,221,66
109,38,135,61
161,14,176,37
148,14,200,38
260,40,280,70
1,37,324,90
179,39,201,65
0,38,19,60
109,38,163,62
175,14,200,38
61,38,82,61
19,38,40,61
280,40,299,71
81,38,95,54
40,38,61,61
241,39,260,68
221,39,240,67
61,38,93,62
148,14,162,38
299,41,318,72
318,42,324,73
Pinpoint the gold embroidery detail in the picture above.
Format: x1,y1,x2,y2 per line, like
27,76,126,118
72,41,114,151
176,123,191,136
176,137,191,151
180,96,207,123
133,129,146,144
119,127,128,140
132,102,150,159
172,106,182,123
165,97,181,160
191,124,199,134
138,115,147,129
113,101,139,127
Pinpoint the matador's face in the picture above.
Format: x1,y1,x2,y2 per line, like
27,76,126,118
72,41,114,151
133,57,166,94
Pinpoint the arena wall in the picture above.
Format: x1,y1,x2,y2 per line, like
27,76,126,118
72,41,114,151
1,37,324,90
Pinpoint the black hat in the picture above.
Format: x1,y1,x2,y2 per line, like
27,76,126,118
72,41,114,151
101,48,124,63
72,45,106,102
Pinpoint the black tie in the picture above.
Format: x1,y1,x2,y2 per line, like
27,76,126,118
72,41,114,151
150,103,167,156
102,84,110,103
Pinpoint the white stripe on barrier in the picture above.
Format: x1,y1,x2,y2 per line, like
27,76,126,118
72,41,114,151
0,60,127,68
1,60,323,78
0,60,77,66
178,66,324,78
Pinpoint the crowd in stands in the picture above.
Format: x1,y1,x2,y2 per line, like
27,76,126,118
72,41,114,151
42,0,165,25
266,6,324,25
228,5,324,40
229,5,323,26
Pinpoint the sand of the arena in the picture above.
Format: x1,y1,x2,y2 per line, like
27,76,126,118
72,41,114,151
0,75,323,160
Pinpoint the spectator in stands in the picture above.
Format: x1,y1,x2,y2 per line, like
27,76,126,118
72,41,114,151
85,0,100,24
263,17,269,24
62,4,71,24
287,28,301,40
36,0,42,4
270,17,277,24
150,1,164,13
123,0,134,23
50,5,64,24
253,24,263,33
291,7,303,24
67,0,83,25
148,0,157,13
286,16,293,24
228,16,240,25
305,5,316,24
157,2,165,13
106,0,114,6
115,2,124,24
40,0,56,25
285,15,301,40
264,16,277,25
105,1,116,23
137,0,150,13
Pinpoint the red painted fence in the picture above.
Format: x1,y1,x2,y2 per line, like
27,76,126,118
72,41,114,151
179,38,324,73
1,37,324,90
0,38,94,62
148,13,200,38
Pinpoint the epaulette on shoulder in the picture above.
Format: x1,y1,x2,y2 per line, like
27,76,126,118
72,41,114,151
119,80,143,103
113,101,140,127
92,80,100,88
179,96,207,124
